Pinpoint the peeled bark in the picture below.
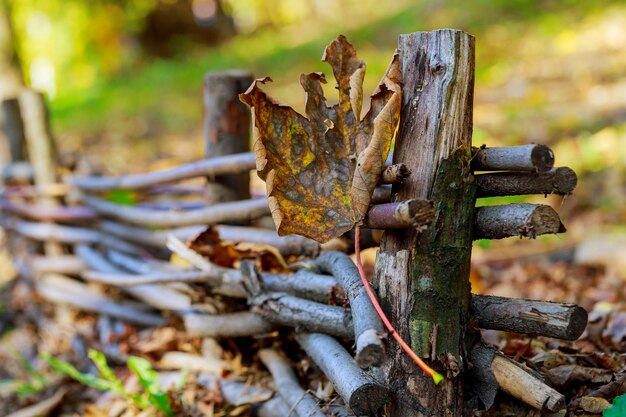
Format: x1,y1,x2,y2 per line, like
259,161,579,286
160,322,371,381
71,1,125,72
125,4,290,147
470,294,587,340
471,344,565,412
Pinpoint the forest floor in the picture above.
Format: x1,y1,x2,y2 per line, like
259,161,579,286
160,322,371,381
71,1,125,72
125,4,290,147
1,1,625,416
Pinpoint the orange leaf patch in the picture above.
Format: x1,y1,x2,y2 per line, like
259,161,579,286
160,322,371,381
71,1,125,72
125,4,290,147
240,35,401,243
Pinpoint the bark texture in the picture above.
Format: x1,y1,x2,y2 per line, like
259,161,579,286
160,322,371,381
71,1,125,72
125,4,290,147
475,167,577,197
374,29,476,416
471,144,554,172
470,294,587,340
204,70,253,202
474,203,566,240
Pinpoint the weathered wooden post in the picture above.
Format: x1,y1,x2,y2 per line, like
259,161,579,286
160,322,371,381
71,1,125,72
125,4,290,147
19,89,64,256
203,70,253,202
374,29,476,416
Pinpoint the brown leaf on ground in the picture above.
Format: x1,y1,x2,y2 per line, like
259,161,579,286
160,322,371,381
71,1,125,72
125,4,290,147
240,35,401,243
188,226,288,272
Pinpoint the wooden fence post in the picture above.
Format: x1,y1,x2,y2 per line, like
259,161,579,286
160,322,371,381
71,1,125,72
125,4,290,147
374,29,476,416
203,70,253,202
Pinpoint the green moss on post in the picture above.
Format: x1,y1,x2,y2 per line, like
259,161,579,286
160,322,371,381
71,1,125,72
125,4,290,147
374,29,476,416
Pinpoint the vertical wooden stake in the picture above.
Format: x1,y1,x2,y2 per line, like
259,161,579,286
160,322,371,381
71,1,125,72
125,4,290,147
2,98,26,162
374,29,476,416
203,70,253,202
19,89,63,256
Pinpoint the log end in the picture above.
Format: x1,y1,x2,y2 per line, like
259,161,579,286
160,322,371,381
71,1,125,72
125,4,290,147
349,382,389,416
355,329,386,367
528,205,565,237
530,144,555,172
553,167,578,195
564,306,588,341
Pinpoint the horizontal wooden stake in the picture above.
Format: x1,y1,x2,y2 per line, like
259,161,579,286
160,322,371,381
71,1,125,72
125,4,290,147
70,152,256,191
0,198,97,221
76,244,191,311
295,332,388,415
470,294,588,340
315,251,385,367
475,167,577,198
31,255,86,275
364,199,433,230
83,195,270,227
183,311,275,338
242,263,352,338
36,274,166,327
100,221,320,257
474,203,566,240
70,151,407,191
470,344,565,412
259,348,326,417
471,144,554,172
251,293,354,338
9,220,144,255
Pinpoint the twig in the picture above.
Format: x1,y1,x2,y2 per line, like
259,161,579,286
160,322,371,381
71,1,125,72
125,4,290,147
100,220,320,256
9,220,145,255
0,198,97,221
166,235,340,302
183,312,275,337
69,152,256,191
474,203,566,240
294,332,388,415
470,344,566,412
35,274,166,326
363,199,434,229
82,195,270,227
76,244,192,311
475,167,577,198
470,294,588,340
30,255,86,275
251,292,354,338
258,348,326,417
314,251,385,366
471,144,554,172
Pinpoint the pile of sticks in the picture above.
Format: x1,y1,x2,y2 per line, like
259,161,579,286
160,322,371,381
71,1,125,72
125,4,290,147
0,70,584,416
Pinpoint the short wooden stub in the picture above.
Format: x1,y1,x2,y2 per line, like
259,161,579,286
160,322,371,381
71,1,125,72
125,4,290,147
375,29,476,416
203,70,253,202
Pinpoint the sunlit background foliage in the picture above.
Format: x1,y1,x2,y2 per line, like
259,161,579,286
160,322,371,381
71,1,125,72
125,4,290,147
4,0,626,238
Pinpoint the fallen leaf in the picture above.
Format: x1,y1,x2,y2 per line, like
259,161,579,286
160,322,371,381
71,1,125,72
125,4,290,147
579,396,612,414
188,226,288,272
240,35,401,243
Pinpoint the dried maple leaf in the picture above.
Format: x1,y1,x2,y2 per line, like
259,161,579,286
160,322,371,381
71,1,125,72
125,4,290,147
240,35,401,243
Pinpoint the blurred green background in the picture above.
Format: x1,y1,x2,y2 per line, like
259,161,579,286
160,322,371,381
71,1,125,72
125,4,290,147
1,0,625,243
